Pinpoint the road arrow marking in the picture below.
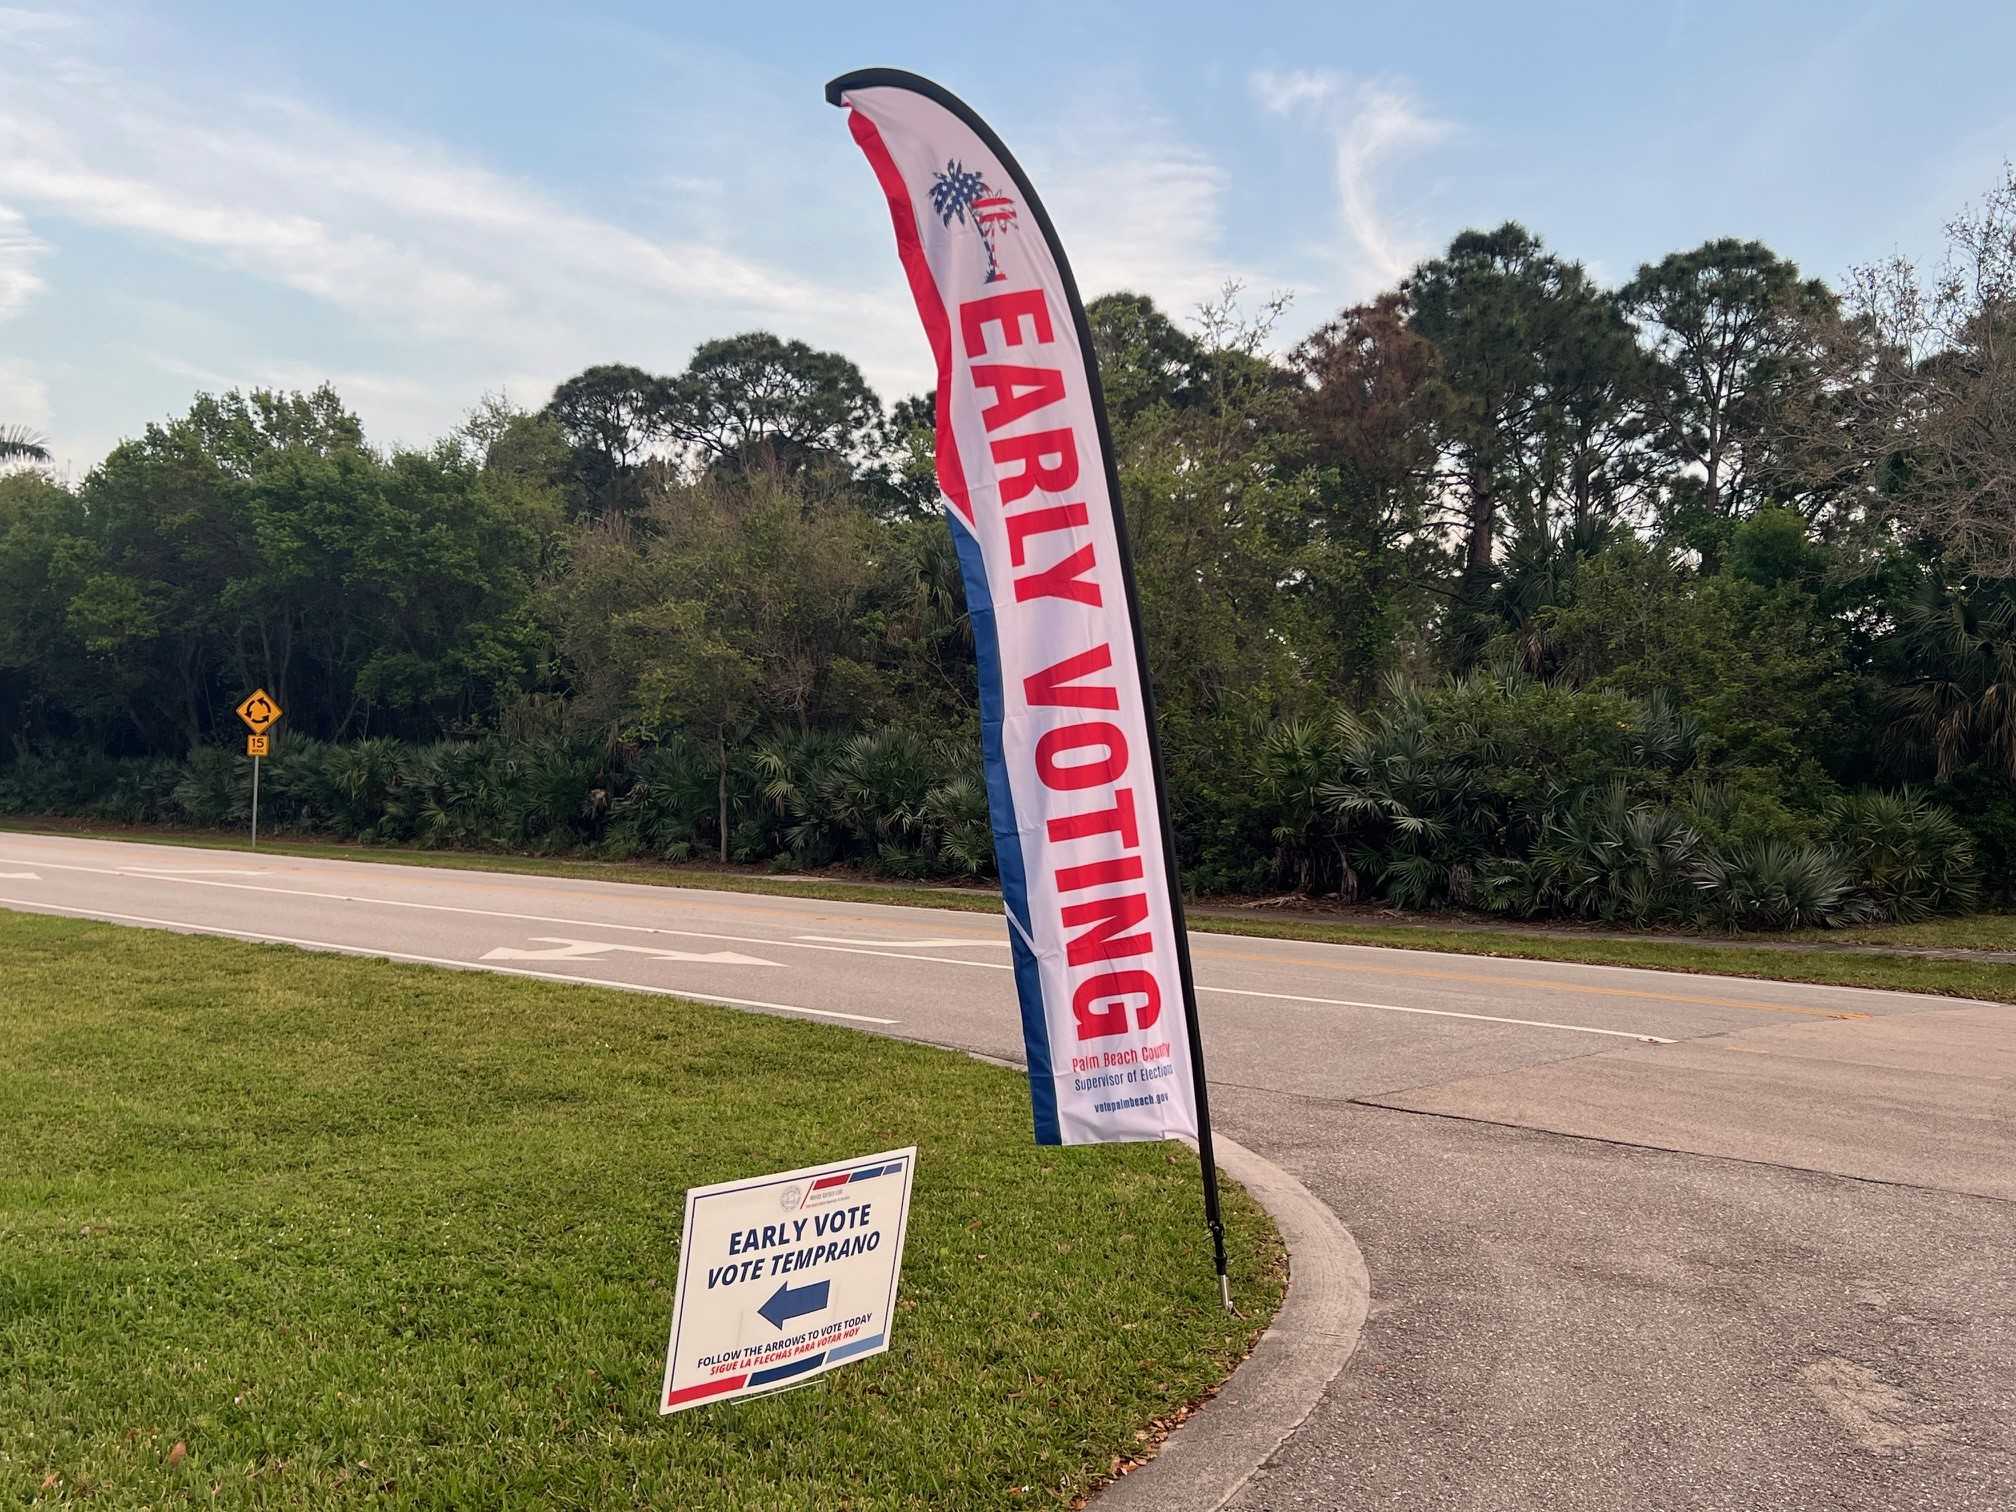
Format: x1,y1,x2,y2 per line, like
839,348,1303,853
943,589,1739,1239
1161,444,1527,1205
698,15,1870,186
0,870,39,880
757,1278,830,1330
481,936,780,967
796,935,1008,949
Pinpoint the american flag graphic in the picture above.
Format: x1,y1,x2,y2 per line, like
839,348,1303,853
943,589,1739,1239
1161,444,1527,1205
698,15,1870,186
930,159,1017,284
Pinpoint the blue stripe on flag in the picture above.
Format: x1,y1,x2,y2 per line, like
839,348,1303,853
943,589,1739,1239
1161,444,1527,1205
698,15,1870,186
946,512,1059,1144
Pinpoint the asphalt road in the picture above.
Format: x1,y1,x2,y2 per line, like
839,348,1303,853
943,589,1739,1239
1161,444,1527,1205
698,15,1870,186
3,832,2012,1509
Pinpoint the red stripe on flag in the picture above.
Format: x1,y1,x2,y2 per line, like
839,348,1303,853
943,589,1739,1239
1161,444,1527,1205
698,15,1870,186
845,106,978,528
666,1373,748,1407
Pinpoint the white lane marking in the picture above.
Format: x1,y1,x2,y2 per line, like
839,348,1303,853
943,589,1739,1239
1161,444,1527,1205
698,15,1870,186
0,870,39,880
1196,983,1674,1042
121,866,268,876
0,856,1014,972
797,935,1008,949
8,846,1967,1011
481,937,779,966
0,897,898,1025
0,855,1670,1040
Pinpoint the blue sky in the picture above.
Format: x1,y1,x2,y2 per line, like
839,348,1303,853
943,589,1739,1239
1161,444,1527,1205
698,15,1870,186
1,0,2010,474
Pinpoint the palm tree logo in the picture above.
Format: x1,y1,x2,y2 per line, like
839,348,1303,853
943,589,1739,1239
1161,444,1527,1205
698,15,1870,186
929,160,1018,286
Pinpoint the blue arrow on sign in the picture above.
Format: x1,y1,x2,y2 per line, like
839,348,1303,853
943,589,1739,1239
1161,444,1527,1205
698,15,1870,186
757,1278,830,1330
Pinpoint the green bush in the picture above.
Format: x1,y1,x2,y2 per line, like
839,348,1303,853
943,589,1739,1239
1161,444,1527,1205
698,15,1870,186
1690,839,1872,932
0,704,1993,934
1483,783,1704,925
0,750,108,814
1251,669,1709,908
1938,773,2016,904
922,771,993,877
611,738,719,861
1672,774,1818,851
172,747,248,827
263,736,343,832
1825,788,1981,921
85,756,184,824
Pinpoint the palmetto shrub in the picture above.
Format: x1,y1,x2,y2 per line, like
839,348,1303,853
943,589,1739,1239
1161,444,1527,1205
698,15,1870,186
611,737,720,861
406,739,521,848
749,732,846,866
1483,782,1704,925
1317,693,1488,910
1824,788,1981,921
263,736,342,831
85,755,185,824
504,737,611,850
921,769,994,878
317,736,408,838
750,727,993,877
0,749,182,821
1252,716,1343,895
171,746,248,827
1286,669,1705,911
0,750,107,814
823,727,938,866
1689,839,1873,932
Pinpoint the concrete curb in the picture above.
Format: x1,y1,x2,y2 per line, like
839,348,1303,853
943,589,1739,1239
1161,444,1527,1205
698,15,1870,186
1094,1133,1370,1512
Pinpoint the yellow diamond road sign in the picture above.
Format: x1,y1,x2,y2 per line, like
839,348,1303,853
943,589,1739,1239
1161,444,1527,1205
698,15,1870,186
236,688,283,734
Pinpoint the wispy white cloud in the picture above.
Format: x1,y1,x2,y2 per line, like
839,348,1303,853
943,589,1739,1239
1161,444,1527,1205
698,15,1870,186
0,202,45,317
0,15,928,461
0,356,50,430
0,15,1305,466
1023,81,1293,340
0,87,868,345
1251,68,1454,294
1037,114,1238,310
0,6,79,38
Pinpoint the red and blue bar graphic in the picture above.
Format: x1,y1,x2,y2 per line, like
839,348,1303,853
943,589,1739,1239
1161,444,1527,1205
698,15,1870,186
664,1334,887,1409
808,1159,905,1193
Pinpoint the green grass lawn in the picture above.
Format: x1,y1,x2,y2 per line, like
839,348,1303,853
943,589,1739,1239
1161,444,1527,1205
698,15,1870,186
0,913,1283,1510
1185,914,2016,1005
1796,914,2016,951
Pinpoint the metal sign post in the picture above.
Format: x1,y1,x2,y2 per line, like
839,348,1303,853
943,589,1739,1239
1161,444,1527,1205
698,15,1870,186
235,690,282,850
247,736,267,846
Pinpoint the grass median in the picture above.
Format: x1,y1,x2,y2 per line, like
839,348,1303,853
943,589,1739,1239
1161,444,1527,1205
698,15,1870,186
0,912,1284,1510
7,819,2016,1005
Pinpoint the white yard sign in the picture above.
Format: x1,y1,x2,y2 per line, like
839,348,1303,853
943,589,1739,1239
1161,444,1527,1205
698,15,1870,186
659,1146,917,1414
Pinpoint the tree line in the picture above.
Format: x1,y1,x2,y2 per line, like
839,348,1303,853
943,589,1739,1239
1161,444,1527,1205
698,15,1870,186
4,169,2014,928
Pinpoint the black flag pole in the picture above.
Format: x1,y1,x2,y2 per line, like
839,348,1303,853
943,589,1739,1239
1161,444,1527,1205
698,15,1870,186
825,69,1232,1311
